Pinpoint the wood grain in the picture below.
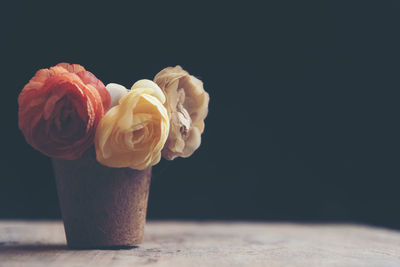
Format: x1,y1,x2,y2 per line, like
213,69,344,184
0,221,399,266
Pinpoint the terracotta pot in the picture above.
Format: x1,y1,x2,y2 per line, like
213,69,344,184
52,147,151,249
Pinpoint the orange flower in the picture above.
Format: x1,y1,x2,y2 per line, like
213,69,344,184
18,63,110,160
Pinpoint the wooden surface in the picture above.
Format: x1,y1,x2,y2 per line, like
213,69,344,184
0,221,400,267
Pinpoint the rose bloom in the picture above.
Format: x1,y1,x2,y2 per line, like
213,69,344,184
95,80,169,170
154,66,209,160
18,63,110,160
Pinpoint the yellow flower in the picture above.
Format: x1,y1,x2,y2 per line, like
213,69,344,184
154,66,209,160
95,80,169,170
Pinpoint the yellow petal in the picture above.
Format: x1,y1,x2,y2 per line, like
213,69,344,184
131,79,166,104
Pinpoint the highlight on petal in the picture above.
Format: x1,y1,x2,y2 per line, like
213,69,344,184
131,79,166,104
106,83,128,108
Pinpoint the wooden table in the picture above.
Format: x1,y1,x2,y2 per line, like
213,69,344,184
0,221,399,266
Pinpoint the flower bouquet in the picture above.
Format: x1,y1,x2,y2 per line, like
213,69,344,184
18,63,209,249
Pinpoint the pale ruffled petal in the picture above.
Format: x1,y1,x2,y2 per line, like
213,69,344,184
154,66,209,160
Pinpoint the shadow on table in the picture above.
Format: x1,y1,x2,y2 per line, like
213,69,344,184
0,242,139,252
0,242,67,252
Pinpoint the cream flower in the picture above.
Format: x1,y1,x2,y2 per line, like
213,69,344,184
154,66,209,160
106,83,128,108
95,80,169,170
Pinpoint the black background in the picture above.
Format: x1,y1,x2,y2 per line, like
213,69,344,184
1,1,400,229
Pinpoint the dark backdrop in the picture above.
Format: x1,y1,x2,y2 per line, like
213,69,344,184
2,1,400,229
